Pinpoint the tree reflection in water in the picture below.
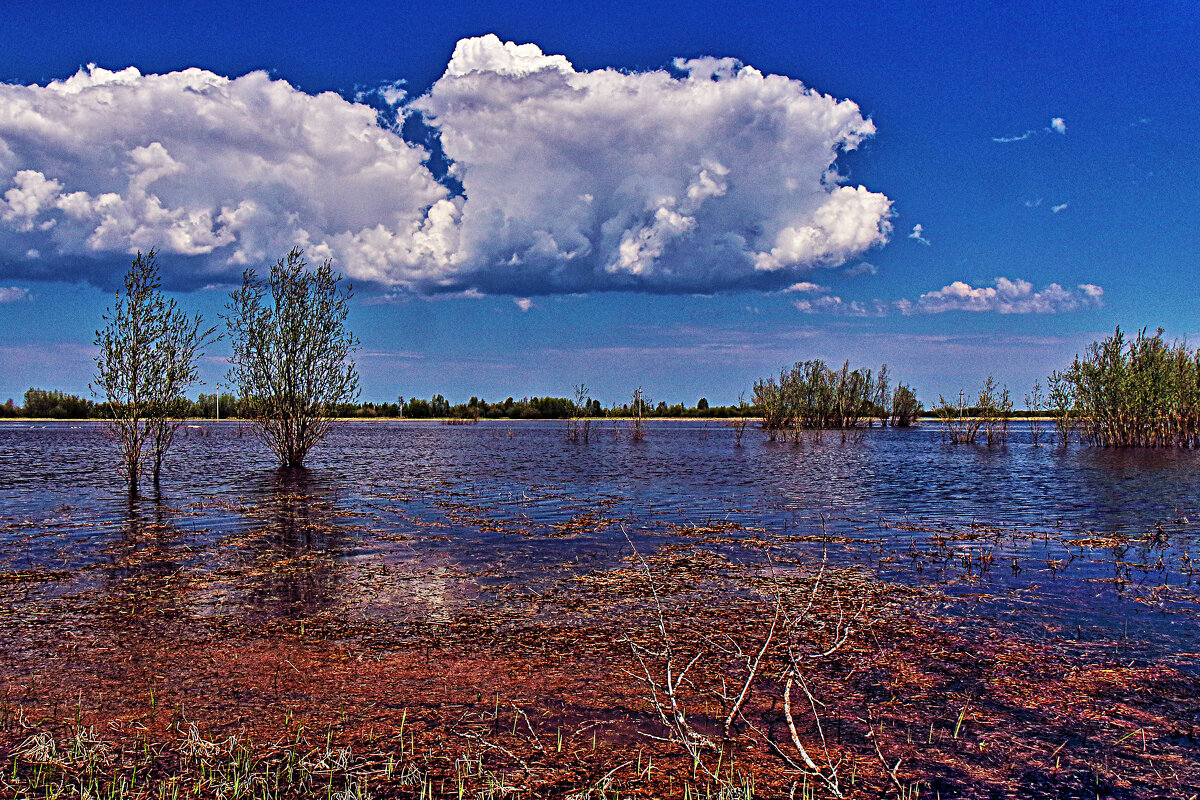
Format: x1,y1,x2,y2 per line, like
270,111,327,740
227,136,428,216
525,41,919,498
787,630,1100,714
102,491,189,619
223,467,351,620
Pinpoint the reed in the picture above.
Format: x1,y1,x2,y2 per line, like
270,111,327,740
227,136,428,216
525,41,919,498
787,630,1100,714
1054,327,1200,448
935,377,1011,445
753,359,901,439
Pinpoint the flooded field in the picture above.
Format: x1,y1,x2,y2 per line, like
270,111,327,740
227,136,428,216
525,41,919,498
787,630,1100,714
1,420,1198,798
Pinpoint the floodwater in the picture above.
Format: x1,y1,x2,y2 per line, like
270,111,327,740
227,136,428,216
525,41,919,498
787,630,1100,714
2,419,1198,663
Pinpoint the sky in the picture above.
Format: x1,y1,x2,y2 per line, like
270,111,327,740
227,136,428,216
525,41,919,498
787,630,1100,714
0,0,1196,407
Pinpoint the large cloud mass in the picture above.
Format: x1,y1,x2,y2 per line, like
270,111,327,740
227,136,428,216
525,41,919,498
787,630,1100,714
0,36,892,293
412,35,891,293
0,65,450,287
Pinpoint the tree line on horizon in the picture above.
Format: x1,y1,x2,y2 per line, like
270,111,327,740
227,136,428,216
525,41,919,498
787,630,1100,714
0,388,753,421
14,328,1200,446
15,327,1200,450
9,246,1200,484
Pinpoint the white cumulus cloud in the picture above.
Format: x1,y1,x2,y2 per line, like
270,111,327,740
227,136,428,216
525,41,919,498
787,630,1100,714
0,286,30,302
414,34,892,293
1050,117,1066,134
0,64,449,287
0,38,893,295
910,277,1102,314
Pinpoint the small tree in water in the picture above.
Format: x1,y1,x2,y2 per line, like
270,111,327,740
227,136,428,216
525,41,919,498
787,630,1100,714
225,248,360,468
93,250,215,493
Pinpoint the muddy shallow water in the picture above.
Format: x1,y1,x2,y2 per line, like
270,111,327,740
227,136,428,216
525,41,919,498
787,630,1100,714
2,419,1199,797
2,419,1197,657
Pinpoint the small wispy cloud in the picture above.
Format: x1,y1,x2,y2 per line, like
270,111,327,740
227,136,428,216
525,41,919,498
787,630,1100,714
908,224,931,245
792,295,877,316
363,287,486,306
1026,198,1069,214
0,286,31,303
993,117,1068,143
993,130,1036,144
356,348,425,360
514,297,535,312
843,262,877,277
782,281,827,294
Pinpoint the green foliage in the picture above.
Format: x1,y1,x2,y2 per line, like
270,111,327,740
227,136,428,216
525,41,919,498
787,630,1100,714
752,359,902,439
934,377,1012,445
891,383,922,427
21,388,94,419
977,375,1013,446
194,391,243,419
226,248,360,468
1052,327,1200,447
93,250,215,491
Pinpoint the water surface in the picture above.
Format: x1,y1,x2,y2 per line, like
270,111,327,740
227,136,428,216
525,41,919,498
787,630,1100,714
2,419,1197,662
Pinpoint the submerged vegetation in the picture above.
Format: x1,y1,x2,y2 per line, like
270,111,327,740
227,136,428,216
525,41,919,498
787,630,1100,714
225,247,361,468
1052,327,1200,448
92,250,215,492
2,502,1196,799
752,360,920,440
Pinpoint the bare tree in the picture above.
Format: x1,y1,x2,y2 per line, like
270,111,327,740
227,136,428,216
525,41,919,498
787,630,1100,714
568,382,591,442
631,387,649,441
725,392,750,446
1025,380,1044,447
620,534,865,798
93,250,215,492
224,248,359,468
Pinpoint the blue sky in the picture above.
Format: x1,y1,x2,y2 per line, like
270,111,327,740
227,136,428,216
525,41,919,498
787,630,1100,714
0,0,1195,407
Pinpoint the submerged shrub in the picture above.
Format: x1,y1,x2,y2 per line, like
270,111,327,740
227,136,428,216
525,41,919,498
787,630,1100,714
1054,327,1200,448
752,359,909,438
934,377,1012,446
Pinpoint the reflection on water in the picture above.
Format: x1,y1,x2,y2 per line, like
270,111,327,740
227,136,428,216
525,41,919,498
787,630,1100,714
102,493,188,614
202,467,352,619
1,419,1197,658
